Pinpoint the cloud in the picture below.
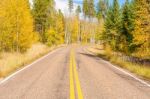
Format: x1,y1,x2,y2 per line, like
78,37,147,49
55,0,68,13
55,0,81,15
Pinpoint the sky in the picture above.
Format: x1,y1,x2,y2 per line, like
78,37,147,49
73,0,126,5
30,0,125,14
55,0,79,14
55,0,125,14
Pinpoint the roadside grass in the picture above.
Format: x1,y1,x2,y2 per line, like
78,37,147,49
0,43,63,78
88,45,150,80
109,56,150,79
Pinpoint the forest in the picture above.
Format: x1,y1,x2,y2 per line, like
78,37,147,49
0,0,149,77
0,0,149,57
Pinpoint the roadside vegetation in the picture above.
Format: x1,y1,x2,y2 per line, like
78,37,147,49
0,43,59,78
103,0,150,79
87,0,150,80
102,0,150,59
88,45,150,80
0,0,149,79
110,56,150,79
0,0,65,78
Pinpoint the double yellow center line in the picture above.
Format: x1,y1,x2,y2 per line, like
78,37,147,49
70,50,84,99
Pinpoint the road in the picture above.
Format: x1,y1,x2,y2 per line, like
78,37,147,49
0,46,150,99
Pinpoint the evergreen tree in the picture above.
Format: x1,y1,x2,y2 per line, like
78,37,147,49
104,0,121,51
103,6,113,42
32,0,54,42
76,5,81,16
83,0,88,18
68,0,74,13
119,0,134,54
88,0,95,19
97,0,109,20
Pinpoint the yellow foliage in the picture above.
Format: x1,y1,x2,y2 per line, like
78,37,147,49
0,0,38,52
132,0,150,58
66,16,80,43
71,17,79,42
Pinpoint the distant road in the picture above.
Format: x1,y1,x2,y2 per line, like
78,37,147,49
0,46,150,99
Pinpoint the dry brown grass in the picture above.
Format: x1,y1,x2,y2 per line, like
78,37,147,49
110,56,150,79
0,43,61,78
87,45,150,80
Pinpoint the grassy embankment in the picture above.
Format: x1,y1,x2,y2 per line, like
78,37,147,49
0,43,63,78
88,44,150,80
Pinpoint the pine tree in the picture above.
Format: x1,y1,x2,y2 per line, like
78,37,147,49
132,0,150,58
83,0,88,18
88,0,95,19
76,5,81,16
32,0,54,42
68,0,74,13
119,0,134,54
97,0,109,20
104,0,121,51
103,6,113,41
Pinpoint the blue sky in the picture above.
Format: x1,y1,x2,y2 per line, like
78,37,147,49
73,0,125,5
55,0,126,14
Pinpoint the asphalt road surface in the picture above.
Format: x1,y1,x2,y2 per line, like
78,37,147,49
0,46,150,99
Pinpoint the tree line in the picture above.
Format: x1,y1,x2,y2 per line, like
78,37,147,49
0,0,149,60
0,0,65,52
103,0,150,59
80,0,150,59
81,0,150,59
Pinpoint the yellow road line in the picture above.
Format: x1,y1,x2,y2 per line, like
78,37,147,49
70,51,75,99
69,49,84,99
72,52,84,99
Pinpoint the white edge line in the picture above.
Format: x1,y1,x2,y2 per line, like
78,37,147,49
84,47,150,88
0,48,61,85
102,60,150,87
